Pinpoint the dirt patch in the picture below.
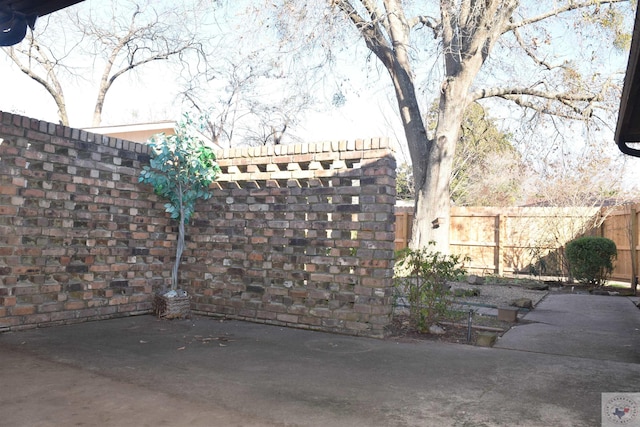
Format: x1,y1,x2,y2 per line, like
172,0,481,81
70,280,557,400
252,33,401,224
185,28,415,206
385,313,525,345
449,281,549,307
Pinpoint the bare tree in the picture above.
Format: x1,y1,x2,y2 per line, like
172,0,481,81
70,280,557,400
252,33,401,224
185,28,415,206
178,8,315,148
180,58,253,148
2,0,210,126
241,94,311,147
180,55,310,148
263,0,633,253
3,16,75,125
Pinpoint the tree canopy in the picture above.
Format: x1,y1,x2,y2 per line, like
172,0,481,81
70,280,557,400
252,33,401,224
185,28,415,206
259,0,635,252
1,0,317,137
2,0,210,126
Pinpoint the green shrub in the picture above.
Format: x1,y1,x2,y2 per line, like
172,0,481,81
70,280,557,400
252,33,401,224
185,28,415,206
565,236,617,286
394,244,469,332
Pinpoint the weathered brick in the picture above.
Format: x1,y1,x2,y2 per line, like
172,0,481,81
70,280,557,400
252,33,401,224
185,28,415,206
10,304,35,315
64,301,86,310
108,295,129,305
13,284,40,296
0,316,21,327
24,313,51,324
98,289,114,298
39,302,64,313
50,310,77,322
0,296,16,306
276,313,299,323
354,304,372,314
1,117,396,335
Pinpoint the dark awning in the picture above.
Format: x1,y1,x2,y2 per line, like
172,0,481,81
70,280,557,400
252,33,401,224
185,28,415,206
1,0,84,46
616,5,640,157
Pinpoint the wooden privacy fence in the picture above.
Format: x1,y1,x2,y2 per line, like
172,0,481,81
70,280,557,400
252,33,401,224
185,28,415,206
395,204,640,283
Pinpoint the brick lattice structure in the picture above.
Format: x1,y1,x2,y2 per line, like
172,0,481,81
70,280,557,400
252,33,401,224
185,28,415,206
0,112,396,337
189,141,397,337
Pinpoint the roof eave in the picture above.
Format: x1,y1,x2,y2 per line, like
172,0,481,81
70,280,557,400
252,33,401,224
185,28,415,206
615,5,640,157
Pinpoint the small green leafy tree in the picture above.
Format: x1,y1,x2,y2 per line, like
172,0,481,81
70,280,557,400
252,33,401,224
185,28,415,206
565,236,617,287
394,243,469,333
139,115,220,290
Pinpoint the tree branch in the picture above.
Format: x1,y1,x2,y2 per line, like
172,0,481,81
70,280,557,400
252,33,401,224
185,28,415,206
361,0,390,35
108,46,192,88
471,86,602,104
331,0,392,63
511,24,558,71
3,37,69,124
496,94,590,120
505,0,629,32
408,14,440,36
332,0,369,32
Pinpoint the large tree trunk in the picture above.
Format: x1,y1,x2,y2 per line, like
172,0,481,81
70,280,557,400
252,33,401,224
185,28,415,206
383,57,454,253
339,0,515,253
411,78,469,253
410,0,516,253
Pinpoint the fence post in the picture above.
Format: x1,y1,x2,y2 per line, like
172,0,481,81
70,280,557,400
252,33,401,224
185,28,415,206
401,211,408,250
394,210,410,251
495,214,503,275
631,204,638,290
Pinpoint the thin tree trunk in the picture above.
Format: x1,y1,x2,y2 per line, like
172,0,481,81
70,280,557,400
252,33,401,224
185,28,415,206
91,46,121,127
172,184,185,290
92,90,107,127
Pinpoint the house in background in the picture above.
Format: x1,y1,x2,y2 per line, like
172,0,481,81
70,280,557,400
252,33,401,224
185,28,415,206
84,121,221,149
84,121,176,144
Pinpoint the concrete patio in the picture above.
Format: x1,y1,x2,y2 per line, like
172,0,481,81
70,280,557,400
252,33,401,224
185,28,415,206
1,293,639,426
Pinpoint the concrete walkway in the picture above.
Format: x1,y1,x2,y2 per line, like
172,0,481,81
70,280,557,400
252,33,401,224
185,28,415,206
496,293,640,364
1,293,639,426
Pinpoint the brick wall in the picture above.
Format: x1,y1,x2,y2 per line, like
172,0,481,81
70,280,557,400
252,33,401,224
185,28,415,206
188,141,396,337
0,112,171,330
0,112,396,337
